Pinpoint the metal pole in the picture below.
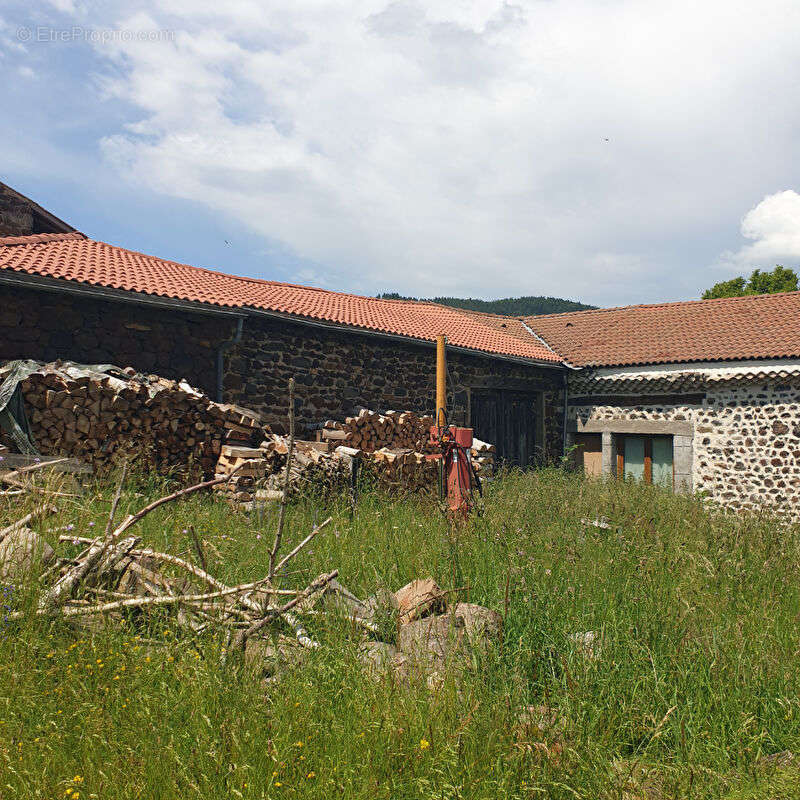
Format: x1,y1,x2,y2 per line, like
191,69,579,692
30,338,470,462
436,334,447,428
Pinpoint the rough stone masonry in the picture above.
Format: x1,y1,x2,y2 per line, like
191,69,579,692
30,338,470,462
570,375,800,518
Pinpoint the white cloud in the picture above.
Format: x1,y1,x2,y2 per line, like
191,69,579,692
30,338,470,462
9,0,800,303
717,191,800,273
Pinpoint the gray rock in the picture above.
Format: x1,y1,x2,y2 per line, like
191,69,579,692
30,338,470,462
245,635,308,679
358,641,398,676
397,603,503,671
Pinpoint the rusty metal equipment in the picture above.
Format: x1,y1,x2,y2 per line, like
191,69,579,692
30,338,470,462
428,334,476,518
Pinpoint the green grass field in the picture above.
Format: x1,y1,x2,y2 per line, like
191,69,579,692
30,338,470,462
1,469,800,799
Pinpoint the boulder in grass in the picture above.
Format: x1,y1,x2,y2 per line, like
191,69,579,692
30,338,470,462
245,635,308,680
394,578,445,625
397,603,503,672
450,603,503,642
0,527,54,583
358,641,411,682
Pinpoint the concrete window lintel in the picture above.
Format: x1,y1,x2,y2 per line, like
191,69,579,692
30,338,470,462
572,418,694,436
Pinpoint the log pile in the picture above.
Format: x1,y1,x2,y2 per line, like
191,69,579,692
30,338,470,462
0,361,268,476
322,408,495,478
214,438,350,507
1,362,495,500
213,412,495,507
321,409,435,453
369,447,438,494
470,437,496,478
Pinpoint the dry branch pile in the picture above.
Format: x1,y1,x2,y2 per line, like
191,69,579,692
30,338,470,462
0,469,342,654
0,462,502,682
0,361,268,476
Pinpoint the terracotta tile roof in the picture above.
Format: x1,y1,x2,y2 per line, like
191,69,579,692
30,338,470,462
0,233,560,363
525,293,800,367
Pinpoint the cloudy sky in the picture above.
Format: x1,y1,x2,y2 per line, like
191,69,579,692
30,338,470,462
2,1,800,307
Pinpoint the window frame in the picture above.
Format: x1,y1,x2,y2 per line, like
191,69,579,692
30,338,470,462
616,434,674,488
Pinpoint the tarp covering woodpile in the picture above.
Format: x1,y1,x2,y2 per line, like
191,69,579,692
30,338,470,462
0,360,268,476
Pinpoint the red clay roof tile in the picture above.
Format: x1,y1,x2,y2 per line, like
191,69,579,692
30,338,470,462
0,234,560,363
525,293,800,367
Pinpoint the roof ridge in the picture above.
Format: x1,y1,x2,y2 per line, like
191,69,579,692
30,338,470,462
0,234,561,363
0,234,559,325
88,239,527,321
0,232,86,246
526,288,800,321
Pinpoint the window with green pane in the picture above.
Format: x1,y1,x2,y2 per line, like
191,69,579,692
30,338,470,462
617,434,673,488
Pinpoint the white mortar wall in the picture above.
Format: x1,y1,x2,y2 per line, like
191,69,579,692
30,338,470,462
570,381,800,517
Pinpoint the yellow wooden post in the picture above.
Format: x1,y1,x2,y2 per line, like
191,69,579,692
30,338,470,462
436,334,447,428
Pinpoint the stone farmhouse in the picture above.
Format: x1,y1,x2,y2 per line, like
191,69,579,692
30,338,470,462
1,182,799,515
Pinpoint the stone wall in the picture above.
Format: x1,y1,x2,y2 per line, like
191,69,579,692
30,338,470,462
0,184,72,236
0,186,34,236
568,379,800,516
0,285,233,397
1,285,566,462
226,315,566,461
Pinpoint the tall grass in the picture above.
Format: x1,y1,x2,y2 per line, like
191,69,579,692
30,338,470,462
1,469,799,798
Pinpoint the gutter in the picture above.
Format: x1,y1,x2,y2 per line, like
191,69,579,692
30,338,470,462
216,317,243,403
0,271,246,320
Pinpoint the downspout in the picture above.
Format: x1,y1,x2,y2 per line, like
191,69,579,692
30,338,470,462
216,317,244,403
560,362,582,457
562,370,569,456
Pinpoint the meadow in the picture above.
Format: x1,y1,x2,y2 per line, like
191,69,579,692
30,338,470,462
1,468,799,799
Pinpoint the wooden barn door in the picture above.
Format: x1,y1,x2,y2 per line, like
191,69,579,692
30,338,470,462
471,390,539,467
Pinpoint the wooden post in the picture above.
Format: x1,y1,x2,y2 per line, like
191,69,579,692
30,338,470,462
436,334,447,428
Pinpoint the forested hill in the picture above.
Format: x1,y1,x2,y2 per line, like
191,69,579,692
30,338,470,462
376,293,596,316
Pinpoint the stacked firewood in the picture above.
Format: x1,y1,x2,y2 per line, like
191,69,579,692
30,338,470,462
470,438,496,478
320,409,435,452
369,448,437,494
0,361,268,476
212,413,494,507
214,437,350,507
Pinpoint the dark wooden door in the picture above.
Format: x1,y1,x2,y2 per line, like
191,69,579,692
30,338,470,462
470,391,501,456
471,390,539,466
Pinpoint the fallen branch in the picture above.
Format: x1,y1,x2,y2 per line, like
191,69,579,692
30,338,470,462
10,581,299,619
0,504,58,546
103,463,127,541
233,569,339,650
272,516,332,574
111,465,244,541
0,458,69,484
268,377,295,580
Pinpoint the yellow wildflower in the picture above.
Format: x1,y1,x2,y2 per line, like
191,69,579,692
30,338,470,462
419,739,430,750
